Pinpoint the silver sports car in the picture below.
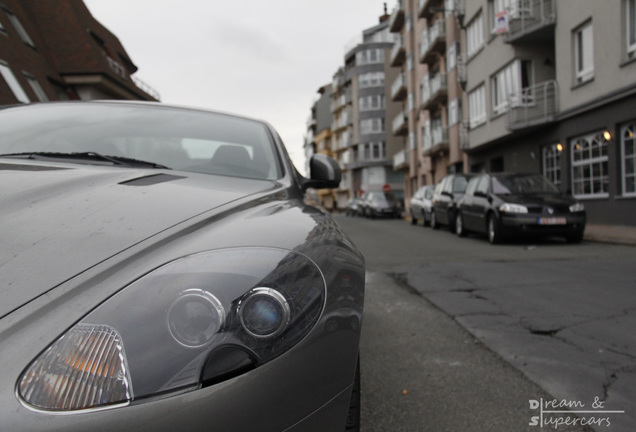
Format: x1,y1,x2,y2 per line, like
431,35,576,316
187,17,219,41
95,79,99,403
0,101,364,432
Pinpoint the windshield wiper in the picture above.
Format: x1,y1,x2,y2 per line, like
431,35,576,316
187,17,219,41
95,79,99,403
0,152,170,169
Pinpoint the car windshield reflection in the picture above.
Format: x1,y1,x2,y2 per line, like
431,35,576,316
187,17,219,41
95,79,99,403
0,103,281,180
492,174,560,195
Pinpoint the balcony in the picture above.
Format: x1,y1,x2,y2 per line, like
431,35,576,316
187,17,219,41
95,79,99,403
391,73,407,101
392,111,409,136
418,0,443,19
431,125,449,153
422,74,447,110
389,0,405,32
505,0,556,44
393,149,410,170
331,94,347,112
390,36,406,67
507,80,559,130
420,20,445,65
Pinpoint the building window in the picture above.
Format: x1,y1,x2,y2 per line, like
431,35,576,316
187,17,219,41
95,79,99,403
423,120,431,151
448,98,459,127
0,62,30,103
627,0,636,59
447,42,457,72
571,131,609,198
359,95,384,111
468,84,486,128
4,9,35,47
574,20,594,84
491,60,531,115
467,12,484,59
24,74,48,102
360,118,384,135
356,48,385,65
543,144,562,186
359,72,385,88
622,121,636,196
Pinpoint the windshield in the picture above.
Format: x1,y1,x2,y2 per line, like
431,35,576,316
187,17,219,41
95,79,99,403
0,103,281,180
492,174,560,195
369,192,395,203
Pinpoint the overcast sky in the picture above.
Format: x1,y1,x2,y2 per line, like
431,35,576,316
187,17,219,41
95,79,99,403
83,0,390,173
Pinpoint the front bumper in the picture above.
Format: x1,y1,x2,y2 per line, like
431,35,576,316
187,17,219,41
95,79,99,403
500,213,586,237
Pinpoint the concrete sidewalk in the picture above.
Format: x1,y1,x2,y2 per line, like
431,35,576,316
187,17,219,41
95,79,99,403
584,224,636,246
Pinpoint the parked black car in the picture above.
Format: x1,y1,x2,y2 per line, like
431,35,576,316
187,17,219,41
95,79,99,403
455,173,586,244
410,185,434,226
430,173,475,231
360,191,401,218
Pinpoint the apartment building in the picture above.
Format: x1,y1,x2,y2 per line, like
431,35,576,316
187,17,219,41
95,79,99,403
305,12,405,210
343,17,405,204
389,0,467,214
0,0,158,106
463,0,636,225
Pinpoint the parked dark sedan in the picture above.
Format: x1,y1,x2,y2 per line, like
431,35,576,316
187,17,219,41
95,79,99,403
0,101,365,432
359,191,401,219
430,173,475,231
455,173,586,244
409,185,434,226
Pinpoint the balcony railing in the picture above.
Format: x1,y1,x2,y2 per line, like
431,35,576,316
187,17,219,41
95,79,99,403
430,73,447,98
393,149,410,170
507,80,558,130
131,76,161,100
422,74,447,110
392,111,408,136
418,0,442,18
505,0,556,43
431,126,449,148
420,20,445,64
391,73,407,101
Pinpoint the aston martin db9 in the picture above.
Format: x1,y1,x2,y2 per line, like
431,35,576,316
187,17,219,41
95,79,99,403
0,101,365,432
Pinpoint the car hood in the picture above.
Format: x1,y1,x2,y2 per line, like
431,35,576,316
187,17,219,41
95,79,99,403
0,161,277,318
499,193,576,206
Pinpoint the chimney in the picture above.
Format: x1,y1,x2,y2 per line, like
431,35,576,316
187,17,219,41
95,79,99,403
379,2,390,22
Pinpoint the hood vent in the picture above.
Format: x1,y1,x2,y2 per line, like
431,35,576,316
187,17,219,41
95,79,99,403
119,173,186,187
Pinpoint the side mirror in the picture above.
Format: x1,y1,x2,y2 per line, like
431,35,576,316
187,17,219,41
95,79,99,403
302,154,341,191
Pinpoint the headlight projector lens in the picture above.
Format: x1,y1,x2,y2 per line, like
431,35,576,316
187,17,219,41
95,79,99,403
239,288,290,338
168,289,225,348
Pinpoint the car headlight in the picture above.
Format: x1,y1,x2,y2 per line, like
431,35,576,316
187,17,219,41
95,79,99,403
569,202,585,213
499,203,528,214
18,248,325,412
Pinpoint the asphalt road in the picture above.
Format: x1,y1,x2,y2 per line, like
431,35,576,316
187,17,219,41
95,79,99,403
333,214,636,432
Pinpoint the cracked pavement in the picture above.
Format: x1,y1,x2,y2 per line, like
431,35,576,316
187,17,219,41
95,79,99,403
402,259,636,432
333,215,636,432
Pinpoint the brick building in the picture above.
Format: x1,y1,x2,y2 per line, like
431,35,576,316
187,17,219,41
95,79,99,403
0,0,158,105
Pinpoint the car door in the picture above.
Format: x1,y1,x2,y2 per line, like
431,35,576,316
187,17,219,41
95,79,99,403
438,176,453,225
460,176,480,231
471,175,492,233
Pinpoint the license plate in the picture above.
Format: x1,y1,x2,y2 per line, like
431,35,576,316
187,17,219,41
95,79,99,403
538,217,567,225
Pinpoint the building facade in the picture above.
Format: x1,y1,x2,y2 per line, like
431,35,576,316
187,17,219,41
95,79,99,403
0,0,158,106
386,0,635,225
343,17,405,203
389,0,468,215
462,0,636,225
